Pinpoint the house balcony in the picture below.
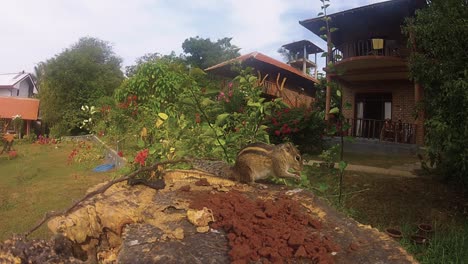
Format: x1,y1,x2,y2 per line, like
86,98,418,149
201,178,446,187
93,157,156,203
328,39,411,83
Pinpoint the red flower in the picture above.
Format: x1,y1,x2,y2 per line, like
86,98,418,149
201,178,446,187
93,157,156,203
117,151,124,157
283,108,290,113
271,117,278,126
195,113,201,124
134,149,149,166
274,130,281,136
8,150,17,159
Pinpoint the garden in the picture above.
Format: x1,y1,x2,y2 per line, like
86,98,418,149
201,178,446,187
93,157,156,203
0,139,118,240
1,0,467,262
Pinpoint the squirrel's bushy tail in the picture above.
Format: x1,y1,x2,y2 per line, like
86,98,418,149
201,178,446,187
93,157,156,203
190,159,232,179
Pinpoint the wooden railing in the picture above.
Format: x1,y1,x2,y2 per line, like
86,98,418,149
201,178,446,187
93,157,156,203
338,118,416,144
329,39,408,64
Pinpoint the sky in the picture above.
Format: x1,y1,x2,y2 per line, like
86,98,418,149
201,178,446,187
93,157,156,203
0,0,388,74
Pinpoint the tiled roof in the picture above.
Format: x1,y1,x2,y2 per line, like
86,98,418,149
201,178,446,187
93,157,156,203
0,96,40,120
205,52,318,83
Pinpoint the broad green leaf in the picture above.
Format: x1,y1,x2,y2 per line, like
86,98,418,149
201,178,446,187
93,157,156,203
149,147,156,155
215,113,230,125
247,101,261,107
338,161,348,171
137,139,145,148
330,27,338,33
329,107,340,114
158,113,168,120
336,90,341,97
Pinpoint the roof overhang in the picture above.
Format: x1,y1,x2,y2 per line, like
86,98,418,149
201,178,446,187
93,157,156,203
205,52,318,90
299,0,427,46
0,96,40,120
328,56,409,82
282,40,324,54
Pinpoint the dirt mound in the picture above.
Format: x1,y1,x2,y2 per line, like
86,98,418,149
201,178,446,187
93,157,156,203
0,170,419,263
191,191,338,263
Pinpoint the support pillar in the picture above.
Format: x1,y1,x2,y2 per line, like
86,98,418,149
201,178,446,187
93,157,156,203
26,120,31,136
414,82,424,145
325,75,332,121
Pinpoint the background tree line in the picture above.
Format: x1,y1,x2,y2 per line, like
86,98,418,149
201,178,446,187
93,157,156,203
37,36,240,136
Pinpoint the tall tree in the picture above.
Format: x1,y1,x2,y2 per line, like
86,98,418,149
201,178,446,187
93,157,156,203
39,37,124,136
125,51,184,77
182,36,240,69
403,0,468,185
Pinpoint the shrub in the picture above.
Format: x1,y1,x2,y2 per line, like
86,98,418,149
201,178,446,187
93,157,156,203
266,107,325,154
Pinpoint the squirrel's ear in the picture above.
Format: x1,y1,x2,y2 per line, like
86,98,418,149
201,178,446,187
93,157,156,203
283,143,292,152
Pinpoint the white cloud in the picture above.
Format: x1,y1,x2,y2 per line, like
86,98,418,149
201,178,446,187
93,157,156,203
0,0,388,73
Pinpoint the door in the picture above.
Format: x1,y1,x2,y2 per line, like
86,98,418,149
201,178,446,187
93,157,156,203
355,93,392,139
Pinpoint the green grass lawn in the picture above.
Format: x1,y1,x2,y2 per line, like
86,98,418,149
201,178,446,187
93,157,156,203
0,141,118,240
303,165,468,264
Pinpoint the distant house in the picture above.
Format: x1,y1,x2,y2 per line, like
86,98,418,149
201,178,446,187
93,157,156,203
300,0,427,145
0,72,40,136
205,51,320,108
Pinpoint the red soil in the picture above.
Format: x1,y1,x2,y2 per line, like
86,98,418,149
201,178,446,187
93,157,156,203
190,190,339,263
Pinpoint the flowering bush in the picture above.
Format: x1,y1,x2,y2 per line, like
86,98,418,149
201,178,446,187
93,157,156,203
134,149,149,166
67,141,102,165
266,107,325,154
36,135,58,145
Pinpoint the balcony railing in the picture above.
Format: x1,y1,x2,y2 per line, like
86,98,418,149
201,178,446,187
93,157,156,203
329,39,409,64
338,118,416,144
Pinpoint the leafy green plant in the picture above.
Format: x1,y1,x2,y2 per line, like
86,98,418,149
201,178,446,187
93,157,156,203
92,60,286,174
403,0,468,186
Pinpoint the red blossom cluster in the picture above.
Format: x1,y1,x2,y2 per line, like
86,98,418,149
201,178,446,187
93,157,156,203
269,108,301,138
134,149,149,166
67,148,78,165
217,82,234,103
118,95,139,116
67,142,93,165
36,135,57,145
100,105,111,114
117,151,124,157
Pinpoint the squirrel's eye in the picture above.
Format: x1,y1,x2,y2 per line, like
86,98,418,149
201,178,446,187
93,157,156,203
295,156,301,161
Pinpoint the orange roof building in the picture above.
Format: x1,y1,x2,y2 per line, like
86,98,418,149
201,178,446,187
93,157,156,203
0,96,40,120
205,52,318,108
0,72,40,136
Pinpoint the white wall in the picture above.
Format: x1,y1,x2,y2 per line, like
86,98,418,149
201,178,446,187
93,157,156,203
18,79,30,97
0,89,12,96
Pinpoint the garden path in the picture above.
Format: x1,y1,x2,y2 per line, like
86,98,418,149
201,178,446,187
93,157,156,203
306,160,419,178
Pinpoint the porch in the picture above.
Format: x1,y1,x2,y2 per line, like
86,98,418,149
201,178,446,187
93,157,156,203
341,118,417,144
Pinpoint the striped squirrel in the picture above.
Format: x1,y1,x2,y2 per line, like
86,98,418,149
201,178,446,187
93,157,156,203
192,142,303,183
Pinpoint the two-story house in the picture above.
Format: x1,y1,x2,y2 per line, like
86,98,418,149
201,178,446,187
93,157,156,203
0,72,40,137
300,0,426,145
